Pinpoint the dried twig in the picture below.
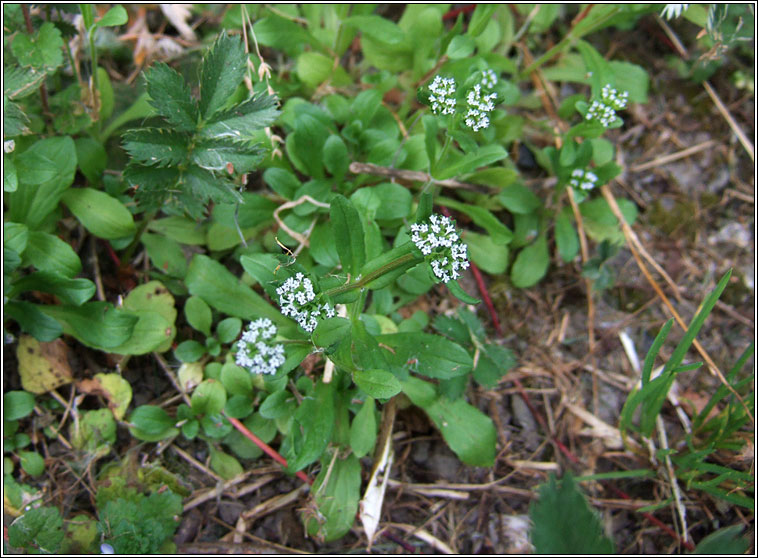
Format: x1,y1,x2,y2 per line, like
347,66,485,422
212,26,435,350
629,140,718,172
172,445,225,483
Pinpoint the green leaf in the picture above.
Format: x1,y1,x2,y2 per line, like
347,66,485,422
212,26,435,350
259,390,295,420
115,280,177,354
191,379,227,416
4,391,35,421
93,5,128,28
11,271,95,306
4,221,28,255
71,408,116,453
61,188,136,239
141,232,187,278
185,296,212,336
12,22,63,70
435,144,508,180
330,195,365,275
312,317,351,349
252,15,314,55
465,231,509,275
376,332,473,380
289,380,334,472
530,473,615,553
401,376,496,466
74,137,107,184
8,136,77,229
216,317,241,344
191,138,264,174
144,62,198,132
446,35,476,59
186,254,286,327
345,15,406,45
199,31,247,119
350,397,376,458
323,134,349,180
263,167,300,199
467,4,498,37
220,362,253,397
8,506,64,553
447,279,482,305
498,183,541,214
474,345,516,388
353,369,402,399
305,452,361,542
128,405,177,441
121,128,188,167
555,209,579,262
693,525,749,554
511,235,549,288
23,231,81,278
4,65,46,100
209,446,243,480
174,340,206,363
4,301,63,342
437,196,513,244
148,216,207,246
199,94,280,142
40,302,137,349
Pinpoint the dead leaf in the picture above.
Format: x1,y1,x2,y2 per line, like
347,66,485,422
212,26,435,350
77,373,133,420
159,4,197,41
18,335,73,394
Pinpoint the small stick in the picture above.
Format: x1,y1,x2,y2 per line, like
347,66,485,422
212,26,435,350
172,445,225,483
629,140,718,172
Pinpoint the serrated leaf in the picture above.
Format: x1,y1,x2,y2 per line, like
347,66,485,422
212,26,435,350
8,506,64,553
4,65,46,100
12,22,64,70
530,473,615,553
122,128,188,167
200,94,279,141
144,62,198,131
184,164,242,205
191,138,264,173
199,32,247,119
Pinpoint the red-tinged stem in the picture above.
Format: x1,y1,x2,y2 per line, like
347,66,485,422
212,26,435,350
102,239,121,268
442,3,476,20
469,262,503,337
225,414,313,486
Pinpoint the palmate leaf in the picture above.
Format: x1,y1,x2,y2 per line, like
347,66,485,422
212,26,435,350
199,31,247,119
199,94,280,141
4,65,46,100
183,165,243,205
144,62,198,132
122,128,189,167
191,138,264,174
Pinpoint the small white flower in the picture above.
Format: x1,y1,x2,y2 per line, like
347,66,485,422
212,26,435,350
661,4,690,20
464,84,497,132
429,76,457,115
275,272,334,333
479,68,498,90
235,318,286,375
4,140,15,153
585,84,629,127
568,168,599,191
410,214,470,284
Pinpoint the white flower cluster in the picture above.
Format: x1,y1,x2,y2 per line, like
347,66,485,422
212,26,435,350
661,4,689,20
479,68,498,90
569,168,599,191
276,272,335,333
235,318,286,375
410,214,470,283
465,84,497,132
586,84,629,127
429,76,457,115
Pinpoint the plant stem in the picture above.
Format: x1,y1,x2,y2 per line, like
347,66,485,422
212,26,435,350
324,252,419,298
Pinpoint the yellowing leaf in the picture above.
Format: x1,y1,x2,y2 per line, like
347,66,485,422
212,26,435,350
18,335,73,394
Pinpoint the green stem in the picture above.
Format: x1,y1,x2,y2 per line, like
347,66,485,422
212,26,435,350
80,4,101,134
324,252,419,297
